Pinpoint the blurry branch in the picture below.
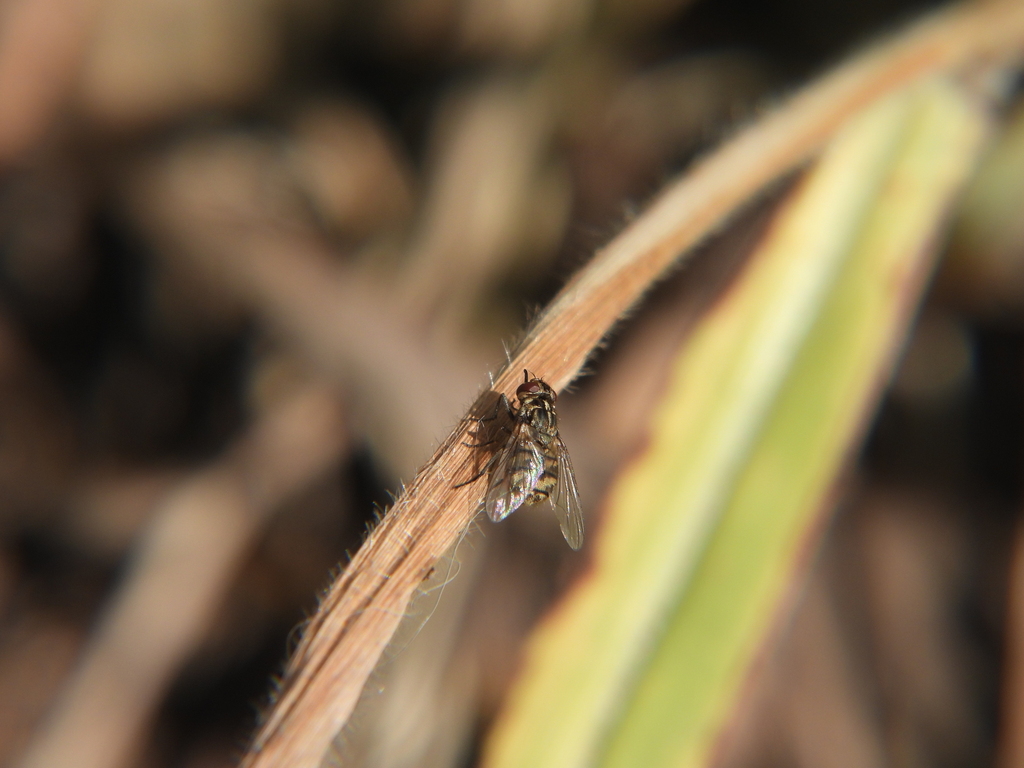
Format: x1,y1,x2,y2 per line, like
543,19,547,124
65,469,186,558
16,381,347,768
288,102,415,241
457,0,591,57
399,77,559,330
241,3,1024,767
0,0,102,162
75,0,277,128
131,77,567,476
130,137,482,476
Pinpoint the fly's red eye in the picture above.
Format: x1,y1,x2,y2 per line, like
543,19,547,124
517,380,543,396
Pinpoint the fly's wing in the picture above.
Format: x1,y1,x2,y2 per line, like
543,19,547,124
483,423,539,523
551,436,584,550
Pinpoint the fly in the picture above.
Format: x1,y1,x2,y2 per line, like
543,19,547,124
460,371,584,550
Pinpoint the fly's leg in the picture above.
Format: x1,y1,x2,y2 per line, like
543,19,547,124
456,394,513,488
454,468,486,488
461,424,512,449
462,394,514,448
454,448,501,488
465,394,513,424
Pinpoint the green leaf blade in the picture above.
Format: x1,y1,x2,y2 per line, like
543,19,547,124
483,79,989,768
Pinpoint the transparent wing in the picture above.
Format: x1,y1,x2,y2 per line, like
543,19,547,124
483,423,535,523
551,437,584,550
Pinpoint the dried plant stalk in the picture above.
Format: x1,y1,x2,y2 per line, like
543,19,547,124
242,3,1024,766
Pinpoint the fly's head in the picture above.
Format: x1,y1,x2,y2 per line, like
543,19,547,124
515,374,556,409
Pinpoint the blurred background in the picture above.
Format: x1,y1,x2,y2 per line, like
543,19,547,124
0,0,1022,766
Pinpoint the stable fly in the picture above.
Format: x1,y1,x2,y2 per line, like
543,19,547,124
461,371,584,550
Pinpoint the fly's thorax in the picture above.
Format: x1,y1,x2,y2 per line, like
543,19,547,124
519,399,558,441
